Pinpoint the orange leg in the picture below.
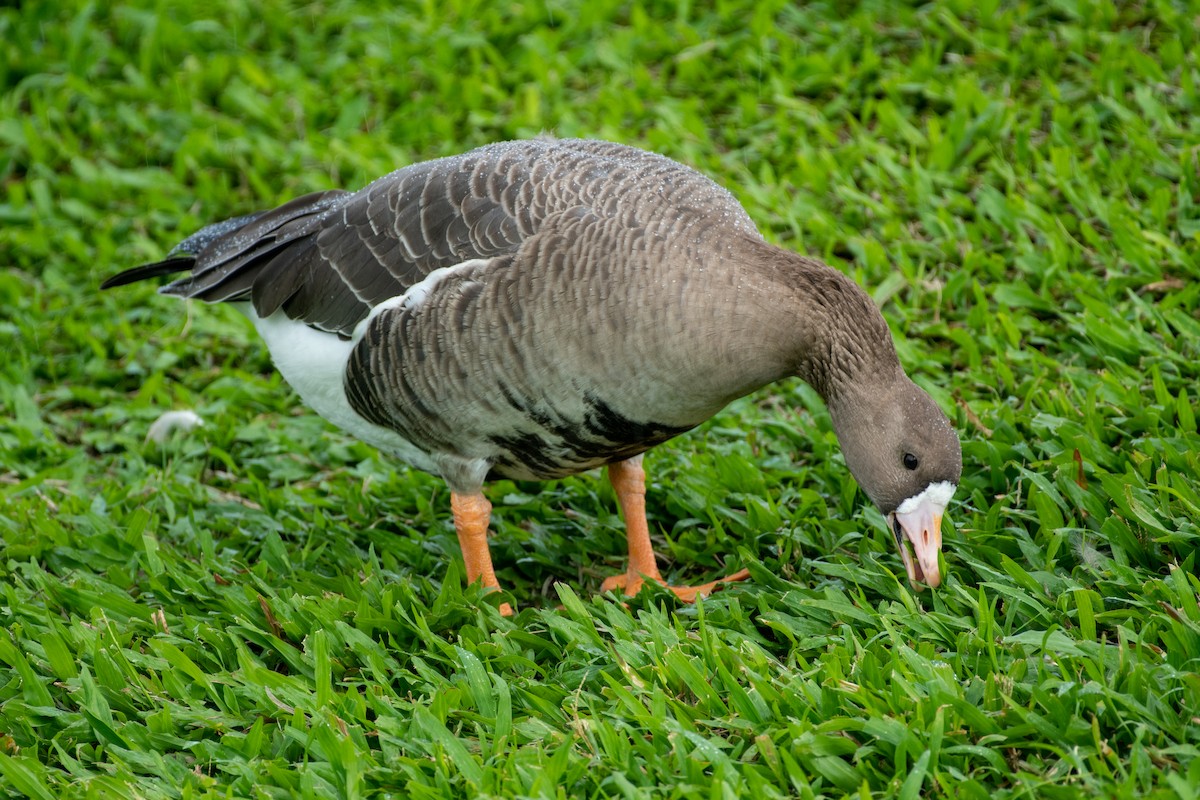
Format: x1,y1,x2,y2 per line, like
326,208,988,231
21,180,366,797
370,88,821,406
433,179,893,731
451,491,513,616
599,456,750,601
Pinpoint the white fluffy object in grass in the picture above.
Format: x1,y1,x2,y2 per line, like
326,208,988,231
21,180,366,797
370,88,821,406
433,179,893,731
146,410,204,443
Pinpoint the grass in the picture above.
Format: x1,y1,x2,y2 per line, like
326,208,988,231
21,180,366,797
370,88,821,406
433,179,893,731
2,0,1199,796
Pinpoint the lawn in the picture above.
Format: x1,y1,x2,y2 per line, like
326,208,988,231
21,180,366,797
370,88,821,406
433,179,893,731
2,0,1199,797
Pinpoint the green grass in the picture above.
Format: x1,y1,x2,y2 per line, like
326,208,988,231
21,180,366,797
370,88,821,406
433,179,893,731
2,0,1200,796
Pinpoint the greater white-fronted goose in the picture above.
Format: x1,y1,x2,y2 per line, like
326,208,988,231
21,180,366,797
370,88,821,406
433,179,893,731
104,138,962,612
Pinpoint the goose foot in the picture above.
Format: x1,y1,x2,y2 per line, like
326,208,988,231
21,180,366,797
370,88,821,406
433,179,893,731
603,456,750,603
600,568,751,602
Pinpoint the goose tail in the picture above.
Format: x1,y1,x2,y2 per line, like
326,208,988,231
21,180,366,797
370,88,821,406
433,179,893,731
99,256,196,290
100,212,266,291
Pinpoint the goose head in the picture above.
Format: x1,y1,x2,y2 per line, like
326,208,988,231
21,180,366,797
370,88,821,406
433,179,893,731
828,374,962,589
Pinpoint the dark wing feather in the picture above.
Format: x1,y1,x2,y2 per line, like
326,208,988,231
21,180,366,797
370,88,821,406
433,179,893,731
100,257,195,290
162,190,349,304
133,152,537,337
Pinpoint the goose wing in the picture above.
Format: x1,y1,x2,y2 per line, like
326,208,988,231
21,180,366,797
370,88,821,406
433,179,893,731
104,139,753,339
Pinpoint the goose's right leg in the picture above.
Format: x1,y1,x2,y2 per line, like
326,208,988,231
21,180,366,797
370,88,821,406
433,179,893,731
600,455,750,601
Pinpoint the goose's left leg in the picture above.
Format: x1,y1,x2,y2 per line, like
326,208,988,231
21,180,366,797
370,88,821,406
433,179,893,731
600,455,750,601
451,491,514,616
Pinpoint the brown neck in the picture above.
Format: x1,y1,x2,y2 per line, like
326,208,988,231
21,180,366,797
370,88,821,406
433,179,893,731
717,234,903,402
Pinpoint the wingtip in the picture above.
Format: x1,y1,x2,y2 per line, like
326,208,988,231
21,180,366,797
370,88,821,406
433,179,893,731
100,257,195,291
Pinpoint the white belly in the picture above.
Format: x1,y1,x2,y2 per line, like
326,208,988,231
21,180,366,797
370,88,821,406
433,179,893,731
240,303,439,474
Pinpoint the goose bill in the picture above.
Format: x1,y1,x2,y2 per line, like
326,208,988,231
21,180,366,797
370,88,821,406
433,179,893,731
887,488,951,590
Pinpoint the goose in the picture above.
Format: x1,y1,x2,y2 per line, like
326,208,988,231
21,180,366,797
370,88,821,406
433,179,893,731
103,138,962,613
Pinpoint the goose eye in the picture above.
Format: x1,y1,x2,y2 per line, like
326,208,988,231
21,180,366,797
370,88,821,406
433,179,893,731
903,453,919,470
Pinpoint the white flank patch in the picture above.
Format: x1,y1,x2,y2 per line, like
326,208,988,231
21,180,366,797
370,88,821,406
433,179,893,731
896,480,957,514
350,258,490,339
146,410,204,443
